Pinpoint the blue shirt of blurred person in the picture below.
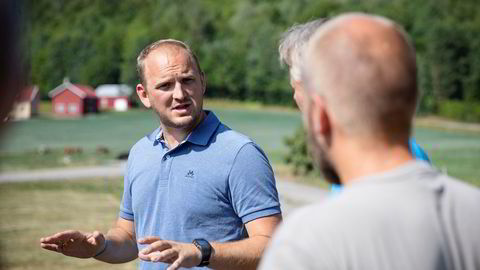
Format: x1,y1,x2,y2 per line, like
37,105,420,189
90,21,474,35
330,138,430,193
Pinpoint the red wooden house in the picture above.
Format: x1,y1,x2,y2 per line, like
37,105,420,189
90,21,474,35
95,84,132,112
48,78,98,117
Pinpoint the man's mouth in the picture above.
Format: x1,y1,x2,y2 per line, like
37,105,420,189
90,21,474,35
172,103,191,110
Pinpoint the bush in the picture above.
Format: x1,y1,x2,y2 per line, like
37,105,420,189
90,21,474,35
284,126,315,175
438,100,480,123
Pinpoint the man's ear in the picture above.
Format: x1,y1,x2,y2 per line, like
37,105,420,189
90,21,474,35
308,94,331,139
201,71,207,94
136,83,151,108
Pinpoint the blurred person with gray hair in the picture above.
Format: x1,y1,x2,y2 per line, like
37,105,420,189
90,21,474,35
278,18,326,112
261,12,480,270
278,17,430,190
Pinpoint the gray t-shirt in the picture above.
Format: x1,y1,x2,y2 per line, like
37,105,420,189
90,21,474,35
260,161,480,270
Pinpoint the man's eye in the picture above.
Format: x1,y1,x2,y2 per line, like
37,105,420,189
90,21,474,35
156,83,171,90
183,78,195,84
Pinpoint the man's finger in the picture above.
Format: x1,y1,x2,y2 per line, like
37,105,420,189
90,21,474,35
86,231,104,246
40,237,65,245
167,256,183,270
151,249,177,263
40,235,58,244
40,243,62,253
55,230,84,240
138,252,151,261
41,230,81,243
142,240,172,254
138,236,161,244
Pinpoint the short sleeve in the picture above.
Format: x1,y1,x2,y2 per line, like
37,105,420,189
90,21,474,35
228,142,281,223
119,152,134,221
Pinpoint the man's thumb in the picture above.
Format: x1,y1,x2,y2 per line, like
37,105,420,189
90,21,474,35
87,231,104,246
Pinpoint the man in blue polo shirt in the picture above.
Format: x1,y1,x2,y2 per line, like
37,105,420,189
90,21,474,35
40,39,282,270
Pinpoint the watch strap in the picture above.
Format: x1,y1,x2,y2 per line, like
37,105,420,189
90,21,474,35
193,238,212,267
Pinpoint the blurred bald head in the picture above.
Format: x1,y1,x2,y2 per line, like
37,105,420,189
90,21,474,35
303,13,418,140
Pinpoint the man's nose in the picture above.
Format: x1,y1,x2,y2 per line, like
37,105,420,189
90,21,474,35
172,81,186,100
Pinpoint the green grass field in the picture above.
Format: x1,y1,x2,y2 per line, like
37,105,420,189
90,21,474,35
0,178,137,270
0,103,300,168
414,127,480,186
0,101,479,269
1,101,479,185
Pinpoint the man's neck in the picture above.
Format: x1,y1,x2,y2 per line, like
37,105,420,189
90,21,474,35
332,137,414,186
162,111,206,149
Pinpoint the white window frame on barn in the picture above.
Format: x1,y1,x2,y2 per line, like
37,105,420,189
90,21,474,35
56,103,65,113
68,104,77,113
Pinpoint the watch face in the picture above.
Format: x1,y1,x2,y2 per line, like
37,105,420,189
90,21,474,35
195,239,210,247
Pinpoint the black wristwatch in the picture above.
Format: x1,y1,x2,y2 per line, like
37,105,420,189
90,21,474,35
192,238,212,267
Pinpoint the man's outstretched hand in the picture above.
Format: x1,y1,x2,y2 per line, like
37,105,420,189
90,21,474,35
40,230,105,258
138,237,202,270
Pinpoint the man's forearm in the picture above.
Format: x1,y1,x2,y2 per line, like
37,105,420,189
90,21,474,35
209,235,271,270
94,227,138,263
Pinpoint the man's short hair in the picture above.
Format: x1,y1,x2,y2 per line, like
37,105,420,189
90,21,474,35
303,13,418,137
136,39,203,86
278,19,326,81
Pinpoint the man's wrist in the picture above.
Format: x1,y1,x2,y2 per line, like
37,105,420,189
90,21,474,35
192,239,212,267
192,243,203,265
93,239,108,258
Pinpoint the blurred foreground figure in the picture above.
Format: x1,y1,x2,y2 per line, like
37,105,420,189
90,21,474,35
0,0,25,132
41,39,282,270
261,12,480,270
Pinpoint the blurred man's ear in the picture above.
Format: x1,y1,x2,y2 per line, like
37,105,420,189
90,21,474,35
291,79,306,112
308,94,331,142
201,71,207,94
136,84,151,108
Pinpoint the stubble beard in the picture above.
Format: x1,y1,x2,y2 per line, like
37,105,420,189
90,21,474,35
154,105,203,132
306,128,342,185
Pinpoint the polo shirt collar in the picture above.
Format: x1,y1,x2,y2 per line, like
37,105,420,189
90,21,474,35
186,110,220,146
153,110,220,147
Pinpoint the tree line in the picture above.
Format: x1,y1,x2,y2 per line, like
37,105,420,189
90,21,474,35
28,0,480,120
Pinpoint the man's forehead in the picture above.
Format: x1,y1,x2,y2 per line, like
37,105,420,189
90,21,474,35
148,46,192,65
145,47,196,75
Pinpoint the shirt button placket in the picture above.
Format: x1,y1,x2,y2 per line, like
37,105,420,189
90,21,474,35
162,153,173,182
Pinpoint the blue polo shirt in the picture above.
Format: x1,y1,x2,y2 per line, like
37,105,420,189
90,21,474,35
119,111,281,269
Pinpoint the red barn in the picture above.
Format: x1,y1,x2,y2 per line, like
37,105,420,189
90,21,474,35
95,84,132,112
48,78,98,117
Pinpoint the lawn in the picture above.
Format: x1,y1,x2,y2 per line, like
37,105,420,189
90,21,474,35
0,102,479,270
0,102,301,169
414,126,480,186
0,100,479,186
0,178,137,270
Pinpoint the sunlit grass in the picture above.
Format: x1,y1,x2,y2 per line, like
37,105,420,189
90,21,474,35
0,178,136,270
0,100,479,186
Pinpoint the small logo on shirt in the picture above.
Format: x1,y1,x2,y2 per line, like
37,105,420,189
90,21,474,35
185,170,195,179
